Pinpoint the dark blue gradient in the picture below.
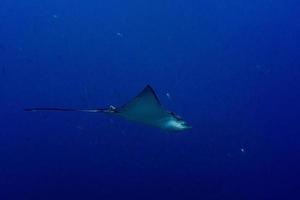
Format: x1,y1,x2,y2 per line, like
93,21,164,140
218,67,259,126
0,0,299,199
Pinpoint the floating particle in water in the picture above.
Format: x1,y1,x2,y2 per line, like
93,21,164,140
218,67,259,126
52,14,59,19
116,32,123,37
166,92,171,99
240,148,245,153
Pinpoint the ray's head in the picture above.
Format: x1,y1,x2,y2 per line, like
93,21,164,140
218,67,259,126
163,112,192,131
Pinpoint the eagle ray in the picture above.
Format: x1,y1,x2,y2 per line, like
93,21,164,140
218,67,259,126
25,85,191,131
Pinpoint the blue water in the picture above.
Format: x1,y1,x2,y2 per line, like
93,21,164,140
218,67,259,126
1,0,299,199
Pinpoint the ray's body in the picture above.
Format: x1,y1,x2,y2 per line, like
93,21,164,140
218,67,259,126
25,85,191,131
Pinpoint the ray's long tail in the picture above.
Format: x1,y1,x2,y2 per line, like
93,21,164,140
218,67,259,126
24,107,111,113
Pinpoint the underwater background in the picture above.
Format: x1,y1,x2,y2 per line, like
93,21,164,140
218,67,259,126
0,0,300,199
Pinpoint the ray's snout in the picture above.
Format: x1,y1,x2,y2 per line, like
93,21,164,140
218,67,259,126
164,118,192,131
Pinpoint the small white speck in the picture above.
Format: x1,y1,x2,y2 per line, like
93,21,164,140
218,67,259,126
241,148,245,153
116,32,123,37
166,92,171,99
52,14,58,19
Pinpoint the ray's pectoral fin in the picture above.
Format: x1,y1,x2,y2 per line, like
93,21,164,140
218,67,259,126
116,85,167,120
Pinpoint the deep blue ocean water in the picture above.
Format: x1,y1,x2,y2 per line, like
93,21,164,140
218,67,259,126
0,0,300,199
